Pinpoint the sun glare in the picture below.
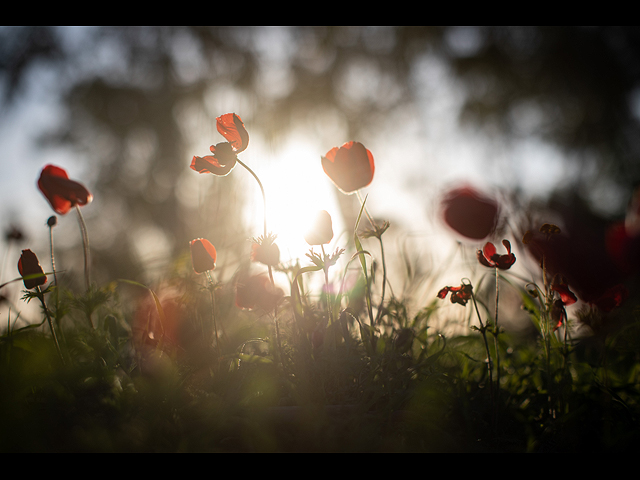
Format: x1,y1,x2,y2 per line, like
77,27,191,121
244,136,345,265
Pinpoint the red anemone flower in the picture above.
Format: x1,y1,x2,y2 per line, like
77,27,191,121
37,164,93,215
321,141,375,194
477,239,516,270
549,281,578,330
17,249,46,290
190,238,217,274
591,284,628,313
441,185,499,240
437,283,473,306
190,113,249,176
304,210,334,246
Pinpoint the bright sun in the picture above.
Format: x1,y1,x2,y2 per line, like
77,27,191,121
242,135,345,265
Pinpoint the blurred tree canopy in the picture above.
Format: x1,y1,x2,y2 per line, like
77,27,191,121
2,26,640,283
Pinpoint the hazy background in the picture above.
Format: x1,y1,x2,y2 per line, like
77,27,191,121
2,26,639,320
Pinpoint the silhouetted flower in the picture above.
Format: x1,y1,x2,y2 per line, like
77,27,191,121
321,141,375,194
235,273,283,311
17,249,46,290
477,240,516,270
550,282,577,331
590,284,628,313
304,210,334,246
190,238,217,274
441,185,499,240
37,164,93,215
437,283,473,306
250,233,280,266
190,113,249,176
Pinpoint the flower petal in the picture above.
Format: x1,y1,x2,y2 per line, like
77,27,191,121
552,283,578,306
190,155,236,176
216,113,249,153
17,249,46,289
483,242,497,259
190,238,217,273
304,210,334,245
321,141,375,194
37,164,93,215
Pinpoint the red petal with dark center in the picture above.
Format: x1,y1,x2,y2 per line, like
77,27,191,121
216,113,249,153
190,155,236,176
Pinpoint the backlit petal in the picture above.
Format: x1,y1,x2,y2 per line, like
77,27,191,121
17,249,46,289
190,238,217,274
37,164,92,215
216,113,249,153
190,155,236,176
321,141,375,194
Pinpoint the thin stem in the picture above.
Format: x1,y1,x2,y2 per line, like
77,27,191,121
321,244,333,326
236,158,281,363
494,267,501,394
469,282,494,404
205,271,220,359
355,190,376,229
36,286,65,365
75,205,91,290
236,159,273,283
355,190,388,325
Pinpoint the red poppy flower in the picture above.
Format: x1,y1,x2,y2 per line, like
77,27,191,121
37,164,93,215
190,238,217,274
437,283,473,306
17,249,46,290
321,141,375,194
551,282,578,307
550,282,578,331
304,210,334,246
477,239,516,270
235,273,283,311
590,284,628,313
190,113,249,176
441,185,499,240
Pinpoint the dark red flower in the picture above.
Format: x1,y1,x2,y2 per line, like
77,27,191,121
235,273,283,311
550,282,577,331
551,282,578,307
191,113,249,176
321,141,375,194
441,185,499,240
591,284,628,313
190,238,217,274
37,164,93,215
437,283,473,306
304,210,334,246
17,249,46,290
477,240,516,270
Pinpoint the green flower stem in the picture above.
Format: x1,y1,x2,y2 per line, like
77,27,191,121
236,158,282,363
36,286,65,365
355,190,388,325
236,159,273,285
468,280,494,403
494,267,501,395
320,244,333,326
75,205,91,290
205,271,220,354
